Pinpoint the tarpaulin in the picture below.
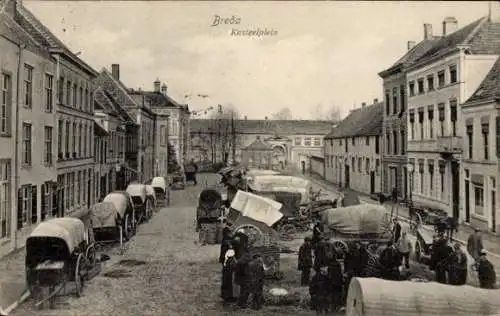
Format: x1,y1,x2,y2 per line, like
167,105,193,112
230,190,283,227
321,204,390,236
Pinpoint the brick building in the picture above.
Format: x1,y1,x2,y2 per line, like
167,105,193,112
324,101,383,196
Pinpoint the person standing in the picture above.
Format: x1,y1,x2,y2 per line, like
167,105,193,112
431,235,452,284
238,254,265,310
467,229,484,262
397,231,412,269
392,218,402,244
328,257,343,313
477,250,497,289
448,243,467,285
221,246,237,302
298,237,313,286
309,266,330,315
446,216,458,242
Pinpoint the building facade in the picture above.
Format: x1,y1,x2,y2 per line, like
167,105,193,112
378,32,440,201
405,16,500,221
240,136,273,169
461,57,500,233
189,119,334,169
324,101,383,196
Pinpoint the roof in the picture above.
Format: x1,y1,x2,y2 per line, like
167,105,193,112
129,90,181,108
243,138,273,151
190,119,334,135
325,102,383,139
93,121,109,136
463,56,500,105
0,11,47,56
14,4,98,76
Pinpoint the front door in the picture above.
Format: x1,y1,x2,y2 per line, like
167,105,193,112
465,180,470,223
451,161,460,219
492,190,496,233
345,165,350,188
370,171,375,194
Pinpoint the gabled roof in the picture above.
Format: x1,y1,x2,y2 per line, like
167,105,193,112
463,56,500,105
190,119,334,135
99,68,139,109
325,102,383,139
243,138,273,151
14,4,98,76
0,11,45,55
128,90,180,108
391,37,441,67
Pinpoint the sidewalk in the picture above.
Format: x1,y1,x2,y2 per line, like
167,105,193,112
289,169,500,258
0,248,29,315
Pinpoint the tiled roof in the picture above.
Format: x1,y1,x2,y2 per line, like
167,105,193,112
14,4,97,76
392,37,441,67
412,17,486,66
190,119,334,135
94,87,136,124
129,90,180,108
463,56,500,104
243,138,273,151
325,102,383,139
0,12,41,50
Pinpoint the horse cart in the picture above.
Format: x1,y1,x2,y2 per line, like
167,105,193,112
228,190,284,279
25,215,100,309
170,172,186,190
126,183,154,224
151,176,170,207
196,188,223,244
91,201,129,246
103,191,136,239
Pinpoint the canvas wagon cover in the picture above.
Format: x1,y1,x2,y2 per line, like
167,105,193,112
321,204,389,235
346,277,500,316
145,185,156,197
230,190,283,227
247,169,280,176
91,202,119,228
28,217,86,253
126,184,147,201
103,193,129,217
151,177,167,190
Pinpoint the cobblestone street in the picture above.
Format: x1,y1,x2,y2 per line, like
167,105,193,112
11,174,316,316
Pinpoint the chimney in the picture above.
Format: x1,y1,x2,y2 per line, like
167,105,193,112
442,17,458,36
361,102,366,108
244,115,248,120
488,1,500,22
373,98,378,104
161,83,167,95
407,41,416,51
111,64,120,80
423,23,433,40
154,78,161,92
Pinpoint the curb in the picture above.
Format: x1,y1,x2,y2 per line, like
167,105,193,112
307,177,500,259
0,290,30,316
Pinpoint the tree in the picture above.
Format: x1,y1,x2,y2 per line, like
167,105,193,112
207,104,241,165
271,107,293,120
167,142,180,173
312,103,341,122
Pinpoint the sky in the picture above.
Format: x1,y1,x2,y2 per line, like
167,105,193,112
25,1,489,120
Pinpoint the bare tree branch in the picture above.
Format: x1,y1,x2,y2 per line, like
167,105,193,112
271,107,293,120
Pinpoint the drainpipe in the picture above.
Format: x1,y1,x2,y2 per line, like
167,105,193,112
13,43,25,248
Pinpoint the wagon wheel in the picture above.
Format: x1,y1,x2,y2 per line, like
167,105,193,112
367,243,380,255
123,213,133,241
278,224,296,241
333,240,349,256
414,240,422,263
85,244,97,275
74,253,85,297
145,199,153,220
410,212,422,234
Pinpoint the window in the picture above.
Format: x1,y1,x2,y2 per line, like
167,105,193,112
352,137,355,146
351,157,355,172
449,65,457,84
65,121,70,155
474,184,484,214
417,78,424,94
466,123,473,159
21,185,32,226
428,161,434,192
427,75,434,91
78,123,82,156
304,137,311,146
0,160,11,239
1,73,12,135
386,132,391,154
58,76,64,104
385,90,390,115
70,172,75,207
419,163,424,193
375,159,380,175
79,87,83,109
375,136,379,154
44,126,53,165
418,110,424,139
65,173,70,210
84,89,88,111
313,137,321,146
393,130,398,155
410,120,415,140
392,87,398,115
41,182,52,220
77,171,81,204
450,99,457,136
428,106,434,138
439,162,445,194
358,158,362,173
400,130,405,155
365,158,370,174
409,81,415,96
399,85,405,113
438,103,445,136
72,122,77,155
22,123,32,166
482,122,489,160
72,84,77,107
83,126,87,157
44,74,53,112
365,136,370,146
23,64,33,108
66,81,71,105
438,71,445,88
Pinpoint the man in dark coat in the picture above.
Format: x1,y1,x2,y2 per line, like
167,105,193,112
309,266,330,315
298,237,313,286
477,250,497,289
238,254,265,310
219,226,233,264
446,216,458,242
328,258,343,313
379,242,400,280
431,235,452,284
392,218,402,243
448,242,467,285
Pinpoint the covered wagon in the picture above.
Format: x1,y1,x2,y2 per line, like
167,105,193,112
126,183,154,223
196,188,223,245
151,176,170,207
346,277,500,316
247,175,312,204
102,191,136,238
90,202,129,244
228,190,284,279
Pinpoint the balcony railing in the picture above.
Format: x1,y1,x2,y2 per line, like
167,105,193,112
437,136,462,154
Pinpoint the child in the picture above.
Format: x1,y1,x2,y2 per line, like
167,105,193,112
298,237,313,286
309,266,330,315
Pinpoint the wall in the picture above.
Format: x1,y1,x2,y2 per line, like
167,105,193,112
309,156,324,177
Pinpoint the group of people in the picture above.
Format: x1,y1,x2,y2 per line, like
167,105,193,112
219,227,266,310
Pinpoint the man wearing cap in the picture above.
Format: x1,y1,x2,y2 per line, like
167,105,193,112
467,228,484,261
477,250,497,289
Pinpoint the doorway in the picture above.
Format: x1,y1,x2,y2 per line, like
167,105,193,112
451,161,460,220
345,165,350,188
465,179,470,223
370,171,375,194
